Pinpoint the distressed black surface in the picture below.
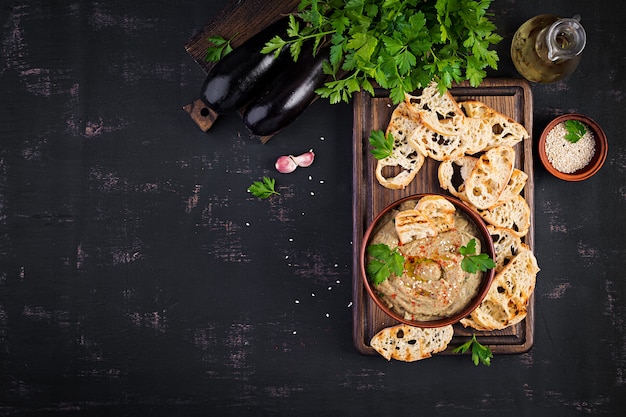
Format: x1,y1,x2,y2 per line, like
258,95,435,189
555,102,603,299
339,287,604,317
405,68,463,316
0,1,625,416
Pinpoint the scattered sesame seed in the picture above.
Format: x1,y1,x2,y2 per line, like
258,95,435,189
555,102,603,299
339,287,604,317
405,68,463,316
310,192,315,196
292,331,297,335
311,293,316,297
325,313,330,318
245,222,250,226
347,302,353,308
295,300,300,304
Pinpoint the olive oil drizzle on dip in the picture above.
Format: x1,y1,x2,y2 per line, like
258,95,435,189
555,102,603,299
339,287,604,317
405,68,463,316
369,201,483,322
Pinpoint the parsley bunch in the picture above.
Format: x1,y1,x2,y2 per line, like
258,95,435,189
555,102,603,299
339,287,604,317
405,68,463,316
262,0,502,104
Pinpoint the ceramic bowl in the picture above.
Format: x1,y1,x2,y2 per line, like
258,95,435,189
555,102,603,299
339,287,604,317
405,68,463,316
359,194,496,328
538,114,608,181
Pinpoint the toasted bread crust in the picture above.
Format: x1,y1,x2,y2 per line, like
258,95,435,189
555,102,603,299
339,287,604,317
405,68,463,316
376,102,425,189
461,249,539,331
370,324,454,361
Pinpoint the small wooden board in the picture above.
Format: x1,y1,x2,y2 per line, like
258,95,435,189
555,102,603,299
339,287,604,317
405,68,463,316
185,0,300,73
351,78,535,356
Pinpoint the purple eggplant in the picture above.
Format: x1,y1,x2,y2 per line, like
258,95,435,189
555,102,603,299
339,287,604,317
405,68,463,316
243,44,330,137
200,17,291,114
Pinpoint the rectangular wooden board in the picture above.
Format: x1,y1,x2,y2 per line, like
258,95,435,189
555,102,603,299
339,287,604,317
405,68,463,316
351,78,535,356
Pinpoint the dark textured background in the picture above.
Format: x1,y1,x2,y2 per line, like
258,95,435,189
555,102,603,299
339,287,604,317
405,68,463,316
1,1,624,415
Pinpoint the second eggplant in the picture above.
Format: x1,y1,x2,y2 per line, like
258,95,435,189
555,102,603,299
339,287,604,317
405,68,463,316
242,44,330,137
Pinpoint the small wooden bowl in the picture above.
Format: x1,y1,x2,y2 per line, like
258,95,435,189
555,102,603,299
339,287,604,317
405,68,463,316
359,194,496,328
538,114,608,181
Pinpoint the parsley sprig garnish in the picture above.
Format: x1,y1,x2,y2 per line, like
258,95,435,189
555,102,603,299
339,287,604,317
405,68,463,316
564,119,587,143
460,238,495,274
204,35,235,62
261,0,502,104
368,130,394,160
248,177,280,199
452,334,493,366
366,243,405,285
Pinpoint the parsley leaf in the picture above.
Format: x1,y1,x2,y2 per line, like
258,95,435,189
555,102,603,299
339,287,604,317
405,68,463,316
460,238,496,273
564,119,587,143
368,130,394,159
452,334,493,366
248,177,280,199
204,35,234,62
366,243,405,285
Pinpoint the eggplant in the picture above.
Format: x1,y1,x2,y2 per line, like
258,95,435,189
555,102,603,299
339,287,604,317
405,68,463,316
243,44,330,137
200,17,291,114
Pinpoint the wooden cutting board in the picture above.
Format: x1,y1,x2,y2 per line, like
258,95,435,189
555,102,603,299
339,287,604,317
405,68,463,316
351,79,535,356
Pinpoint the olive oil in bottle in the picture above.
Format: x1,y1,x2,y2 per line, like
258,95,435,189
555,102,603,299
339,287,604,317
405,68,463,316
511,14,586,83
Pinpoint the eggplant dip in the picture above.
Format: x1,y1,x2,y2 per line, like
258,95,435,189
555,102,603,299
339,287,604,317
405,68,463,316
368,198,484,322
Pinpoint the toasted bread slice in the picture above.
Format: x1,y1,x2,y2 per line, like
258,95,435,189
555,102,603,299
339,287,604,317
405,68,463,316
495,168,528,206
458,116,493,155
408,122,466,161
476,194,531,237
461,249,539,331
415,195,457,233
487,225,530,273
375,102,426,189
464,146,515,210
404,81,465,137
437,156,478,200
395,209,438,245
370,324,454,362
460,101,529,150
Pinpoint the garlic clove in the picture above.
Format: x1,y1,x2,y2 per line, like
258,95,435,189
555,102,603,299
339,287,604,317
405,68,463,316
275,155,298,174
292,149,315,167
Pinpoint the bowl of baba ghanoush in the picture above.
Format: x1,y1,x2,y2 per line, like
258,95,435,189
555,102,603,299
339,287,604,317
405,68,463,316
360,194,496,328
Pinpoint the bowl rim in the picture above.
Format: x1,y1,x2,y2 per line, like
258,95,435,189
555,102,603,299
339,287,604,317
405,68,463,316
538,113,608,181
359,193,496,328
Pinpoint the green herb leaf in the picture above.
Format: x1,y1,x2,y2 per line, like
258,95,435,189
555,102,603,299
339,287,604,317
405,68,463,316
368,130,394,160
460,238,496,273
261,35,288,58
248,177,280,199
452,334,493,366
564,119,587,143
366,243,405,285
204,35,234,62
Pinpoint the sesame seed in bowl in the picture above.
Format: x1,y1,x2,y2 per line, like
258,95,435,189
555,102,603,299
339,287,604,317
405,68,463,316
538,114,608,181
